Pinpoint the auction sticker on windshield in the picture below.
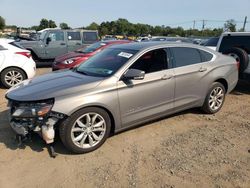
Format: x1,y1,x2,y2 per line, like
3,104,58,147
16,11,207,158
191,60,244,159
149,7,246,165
118,52,133,58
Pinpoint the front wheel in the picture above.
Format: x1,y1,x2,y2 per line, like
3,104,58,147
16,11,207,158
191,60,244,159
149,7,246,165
202,82,226,114
59,107,111,154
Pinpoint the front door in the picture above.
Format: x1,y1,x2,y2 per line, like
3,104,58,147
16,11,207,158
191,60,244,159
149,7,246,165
117,48,175,127
45,30,67,59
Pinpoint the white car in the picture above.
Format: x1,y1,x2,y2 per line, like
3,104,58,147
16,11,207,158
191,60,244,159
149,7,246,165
0,39,36,88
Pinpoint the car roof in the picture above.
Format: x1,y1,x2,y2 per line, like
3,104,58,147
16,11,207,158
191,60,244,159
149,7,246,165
221,32,250,36
110,41,209,51
0,38,15,44
105,40,132,44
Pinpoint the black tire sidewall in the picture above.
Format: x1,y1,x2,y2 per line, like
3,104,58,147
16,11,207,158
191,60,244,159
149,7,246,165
224,47,249,73
0,67,26,88
59,107,111,154
202,82,226,114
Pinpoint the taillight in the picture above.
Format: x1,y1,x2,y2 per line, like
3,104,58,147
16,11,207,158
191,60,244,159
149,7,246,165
236,60,240,70
15,52,31,58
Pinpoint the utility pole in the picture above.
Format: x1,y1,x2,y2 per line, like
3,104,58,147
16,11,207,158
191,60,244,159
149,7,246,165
243,16,247,31
202,20,205,31
193,20,196,30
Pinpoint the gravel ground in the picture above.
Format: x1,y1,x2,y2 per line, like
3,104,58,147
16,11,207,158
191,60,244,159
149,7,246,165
0,68,249,188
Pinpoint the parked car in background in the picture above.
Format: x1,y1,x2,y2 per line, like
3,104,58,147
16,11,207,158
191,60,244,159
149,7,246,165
52,40,132,71
151,36,193,43
216,32,250,81
6,42,238,154
0,39,36,88
202,37,219,51
135,36,151,42
16,29,99,63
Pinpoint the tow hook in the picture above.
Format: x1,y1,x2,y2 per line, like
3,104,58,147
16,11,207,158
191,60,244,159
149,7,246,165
15,134,30,147
47,143,58,158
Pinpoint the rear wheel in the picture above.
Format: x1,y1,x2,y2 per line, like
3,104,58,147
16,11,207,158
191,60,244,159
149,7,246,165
223,47,249,73
0,67,26,88
59,107,111,154
202,82,226,114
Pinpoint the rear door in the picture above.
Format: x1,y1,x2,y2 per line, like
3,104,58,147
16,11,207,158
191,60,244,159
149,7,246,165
66,31,82,52
170,47,213,110
45,30,67,58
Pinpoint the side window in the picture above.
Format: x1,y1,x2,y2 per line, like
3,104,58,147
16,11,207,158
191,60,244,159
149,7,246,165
219,36,250,53
83,32,98,42
199,49,213,62
67,32,81,40
171,47,202,68
48,31,64,42
130,49,168,74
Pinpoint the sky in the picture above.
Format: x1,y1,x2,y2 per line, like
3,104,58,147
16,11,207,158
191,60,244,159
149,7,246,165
0,0,250,31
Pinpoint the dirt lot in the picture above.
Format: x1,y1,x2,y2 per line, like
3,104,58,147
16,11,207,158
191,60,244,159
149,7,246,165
0,68,250,188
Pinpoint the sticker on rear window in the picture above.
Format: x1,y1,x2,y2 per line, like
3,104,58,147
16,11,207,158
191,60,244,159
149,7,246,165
118,52,133,58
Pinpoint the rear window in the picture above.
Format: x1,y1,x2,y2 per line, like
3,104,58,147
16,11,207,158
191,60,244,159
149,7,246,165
0,45,7,50
219,35,250,53
77,42,107,53
83,32,98,42
9,42,25,49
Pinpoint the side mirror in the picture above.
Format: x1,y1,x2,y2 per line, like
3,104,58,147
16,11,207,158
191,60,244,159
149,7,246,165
123,69,145,80
46,37,51,45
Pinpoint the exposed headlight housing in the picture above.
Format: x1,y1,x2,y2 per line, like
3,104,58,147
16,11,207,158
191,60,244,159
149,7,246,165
11,99,54,118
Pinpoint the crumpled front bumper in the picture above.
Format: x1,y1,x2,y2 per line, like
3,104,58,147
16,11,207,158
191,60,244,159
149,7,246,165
10,121,29,136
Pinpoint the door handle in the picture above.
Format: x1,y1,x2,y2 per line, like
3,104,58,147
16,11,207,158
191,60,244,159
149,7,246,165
161,74,173,80
60,43,66,45
199,67,207,72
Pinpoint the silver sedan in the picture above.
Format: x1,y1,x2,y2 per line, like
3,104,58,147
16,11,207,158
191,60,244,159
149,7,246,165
6,42,238,154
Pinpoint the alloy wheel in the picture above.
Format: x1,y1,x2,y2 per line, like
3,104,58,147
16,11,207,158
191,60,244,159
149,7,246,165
208,87,224,111
71,112,106,149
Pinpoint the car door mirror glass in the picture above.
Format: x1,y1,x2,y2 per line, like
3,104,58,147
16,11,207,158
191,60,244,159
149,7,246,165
123,69,145,80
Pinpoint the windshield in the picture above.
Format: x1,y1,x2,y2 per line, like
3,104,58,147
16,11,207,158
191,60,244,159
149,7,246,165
76,48,138,77
77,42,107,53
9,42,26,49
39,31,47,40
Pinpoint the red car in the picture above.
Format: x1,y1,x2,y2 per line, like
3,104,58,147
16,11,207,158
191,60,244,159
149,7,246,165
52,40,132,71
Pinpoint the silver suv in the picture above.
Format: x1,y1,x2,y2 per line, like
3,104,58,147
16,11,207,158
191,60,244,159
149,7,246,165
216,32,250,81
6,42,238,154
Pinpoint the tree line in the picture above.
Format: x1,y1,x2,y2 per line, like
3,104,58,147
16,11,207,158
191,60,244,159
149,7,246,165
0,16,239,37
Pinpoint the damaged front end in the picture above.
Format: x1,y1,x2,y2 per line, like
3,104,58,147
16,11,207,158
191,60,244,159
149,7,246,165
7,98,66,145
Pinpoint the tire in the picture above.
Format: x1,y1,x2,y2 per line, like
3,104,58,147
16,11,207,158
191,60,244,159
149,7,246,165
223,47,249,73
59,107,111,154
30,50,39,62
202,82,226,114
0,67,27,88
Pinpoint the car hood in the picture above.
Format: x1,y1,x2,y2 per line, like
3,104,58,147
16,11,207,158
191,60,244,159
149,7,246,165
6,70,104,101
55,52,87,62
17,40,41,48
